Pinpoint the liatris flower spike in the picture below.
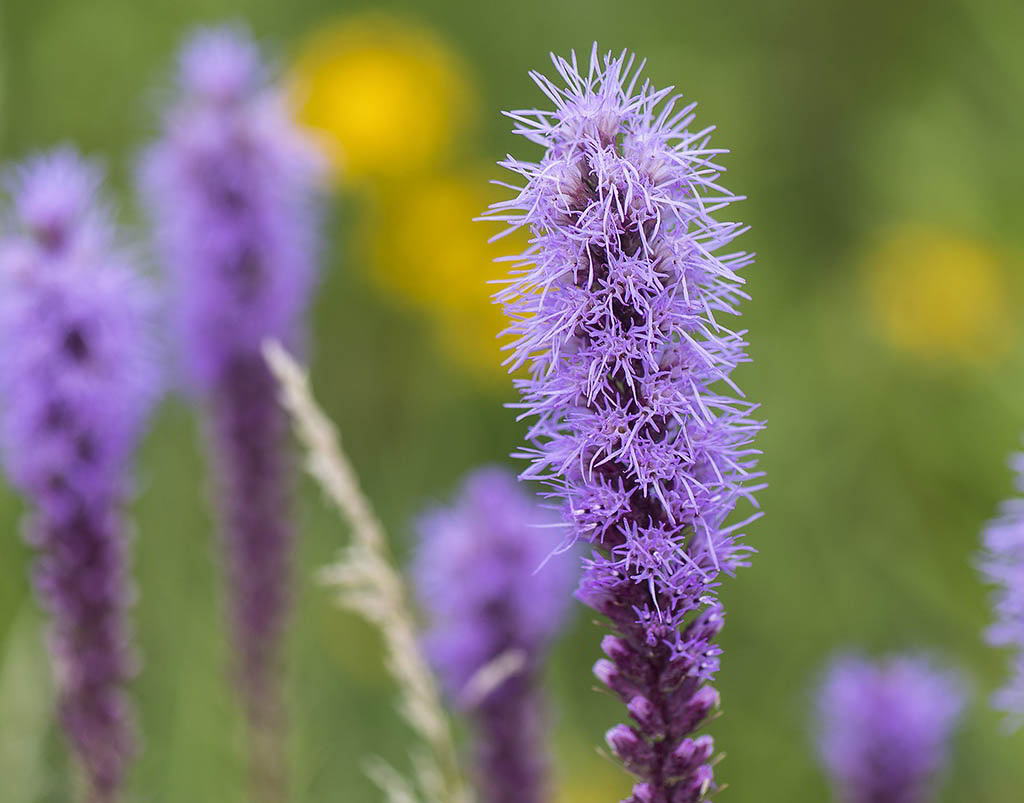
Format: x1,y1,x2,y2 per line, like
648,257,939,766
979,450,1024,722
815,654,965,803
413,467,575,803
483,46,762,801
140,26,324,797
0,150,157,803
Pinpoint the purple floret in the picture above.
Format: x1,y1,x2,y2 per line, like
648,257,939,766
413,467,574,803
979,451,1024,721
484,46,762,801
815,654,965,803
139,25,324,791
0,150,157,802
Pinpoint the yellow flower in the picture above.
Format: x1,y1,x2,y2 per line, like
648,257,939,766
367,174,528,384
290,14,472,182
864,225,1011,364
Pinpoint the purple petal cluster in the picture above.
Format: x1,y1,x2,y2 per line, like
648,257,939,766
141,26,324,390
979,451,1024,721
484,47,761,801
413,467,574,803
815,654,965,803
139,25,324,782
0,150,157,802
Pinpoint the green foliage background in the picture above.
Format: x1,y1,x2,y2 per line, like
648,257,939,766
0,0,1023,800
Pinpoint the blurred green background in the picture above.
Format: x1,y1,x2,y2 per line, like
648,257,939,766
1,0,1023,800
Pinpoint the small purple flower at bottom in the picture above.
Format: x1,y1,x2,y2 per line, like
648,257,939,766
978,451,1024,722
413,467,574,803
815,654,965,803
0,150,157,802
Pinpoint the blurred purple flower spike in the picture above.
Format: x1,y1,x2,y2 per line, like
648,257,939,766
483,45,763,801
815,654,965,803
140,25,324,799
0,149,158,803
178,27,263,104
413,467,574,803
142,25,324,391
979,450,1024,722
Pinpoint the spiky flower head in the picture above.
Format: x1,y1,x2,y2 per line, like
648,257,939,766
815,654,965,803
484,45,761,800
413,466,574,803
0,149,157,802
979,450,1024,721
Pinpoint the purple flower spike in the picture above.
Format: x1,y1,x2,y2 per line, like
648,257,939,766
141,26,324,392
815,654,965,803
483,46,762,800
140,25,324,794
0,150,157,802
979,451,1024,722
413,467,574,803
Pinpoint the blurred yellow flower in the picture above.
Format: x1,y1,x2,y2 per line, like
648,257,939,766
864,226,1011,364
368,174,528,384
290,15,472,181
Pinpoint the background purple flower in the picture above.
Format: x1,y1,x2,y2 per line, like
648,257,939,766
413,467,574,803
484,46,762,801
815,654,965,803
978,450,1024,721
139,25,324,798
0,149,157,803
141,26,324,391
